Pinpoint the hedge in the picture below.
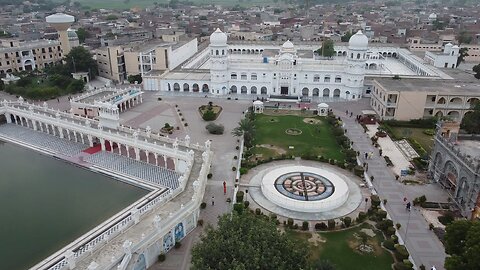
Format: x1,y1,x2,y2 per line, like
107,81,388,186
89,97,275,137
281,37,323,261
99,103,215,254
383,118,437,129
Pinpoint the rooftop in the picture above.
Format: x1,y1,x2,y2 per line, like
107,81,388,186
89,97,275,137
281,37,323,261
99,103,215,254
374,78,480,94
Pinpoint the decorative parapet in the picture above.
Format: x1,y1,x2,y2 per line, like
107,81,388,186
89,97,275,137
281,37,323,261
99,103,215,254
434,134,480,173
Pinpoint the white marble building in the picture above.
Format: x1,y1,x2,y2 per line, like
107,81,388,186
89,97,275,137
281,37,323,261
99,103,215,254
147,29,371,100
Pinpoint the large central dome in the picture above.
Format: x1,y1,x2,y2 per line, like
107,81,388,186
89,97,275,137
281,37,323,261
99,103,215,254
210,28,227,46
348,30,368,49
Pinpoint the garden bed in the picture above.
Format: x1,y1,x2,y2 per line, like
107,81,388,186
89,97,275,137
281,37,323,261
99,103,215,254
199,103,222,121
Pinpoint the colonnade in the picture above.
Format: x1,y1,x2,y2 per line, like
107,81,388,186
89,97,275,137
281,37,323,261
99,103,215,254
117,96,143,112
4,106,186,173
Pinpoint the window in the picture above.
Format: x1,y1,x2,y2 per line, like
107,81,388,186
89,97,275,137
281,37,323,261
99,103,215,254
314,74,320,82
335,76,341,83
241,73,247,80
251,73,257,80
324,76,330,83
231,73,237,79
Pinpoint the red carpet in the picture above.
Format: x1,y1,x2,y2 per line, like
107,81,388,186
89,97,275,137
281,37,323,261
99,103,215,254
83,145,101,154
82,141,116,154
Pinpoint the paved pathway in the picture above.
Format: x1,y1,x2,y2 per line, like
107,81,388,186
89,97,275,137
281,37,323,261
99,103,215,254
330,100,446,270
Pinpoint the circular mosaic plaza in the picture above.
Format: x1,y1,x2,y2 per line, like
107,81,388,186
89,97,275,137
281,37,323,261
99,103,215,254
248,163,364,220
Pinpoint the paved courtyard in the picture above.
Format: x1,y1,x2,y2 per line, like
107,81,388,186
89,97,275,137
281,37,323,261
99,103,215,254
1,87,451,269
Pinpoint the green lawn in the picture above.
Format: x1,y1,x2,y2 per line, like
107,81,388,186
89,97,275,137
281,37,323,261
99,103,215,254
390,127,434,153
288,224,394,270
253,114,345,161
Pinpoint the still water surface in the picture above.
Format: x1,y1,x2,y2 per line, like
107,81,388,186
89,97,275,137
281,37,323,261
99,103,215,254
0,141,148,269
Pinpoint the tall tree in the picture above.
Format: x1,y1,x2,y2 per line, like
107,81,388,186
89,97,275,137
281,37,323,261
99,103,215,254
473,64,480,79
64,47,98,79
461,102,480,134
444,220,480,270
76,28,89,44
457,48,469,67
341,31,352,42
317,39,335,58
191,212,309,270
232,118,256,148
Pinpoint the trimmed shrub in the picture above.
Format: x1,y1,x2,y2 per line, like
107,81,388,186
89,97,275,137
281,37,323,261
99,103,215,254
233,203,244,214
377,219,394,231
270,213,277,220
394,245,410,261
200,202,206,209
239,167,249,175
197,219,204,226
383,239,395,250
302,221,309,231
236,191,244,203
343,216,352,227
207,173,213,179
393,262,413,270
391,234,399,244
174,241,181,249
226,198,232,203
396,223,401,230
371,195,381,208
158,253,166,262
287,218,294,227
293,224,299,230
315,222,328,231
438,211,455,225
376,209,388,220
255,208,262,215
232,166,237,171
205,123,224,134
243,200,250,208
357,212,367,222
328,219,336,230
202,109,216,121
354,166,365,177
386,226,396,236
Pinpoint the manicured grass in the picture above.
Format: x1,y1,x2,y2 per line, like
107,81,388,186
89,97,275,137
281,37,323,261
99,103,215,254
253,114,345,161
288,224,394,270
390,127,434,153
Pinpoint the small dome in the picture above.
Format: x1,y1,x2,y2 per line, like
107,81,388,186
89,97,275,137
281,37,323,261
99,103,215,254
282,40,294,49
318,103,329,108
210,28,227,45
429,13,437,19
348,30,368,49
67,28,78,38
452,45,459,49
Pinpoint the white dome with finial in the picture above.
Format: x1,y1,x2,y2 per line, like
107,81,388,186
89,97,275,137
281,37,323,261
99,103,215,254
210,28,227,46
348,30,368,49
282,40,294,49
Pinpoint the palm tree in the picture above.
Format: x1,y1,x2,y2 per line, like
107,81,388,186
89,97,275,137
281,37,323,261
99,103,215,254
232,118,255,148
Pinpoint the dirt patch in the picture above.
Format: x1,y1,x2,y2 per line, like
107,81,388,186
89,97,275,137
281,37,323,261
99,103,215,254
256,144,287,155
303,118,322,125
308,232,326,246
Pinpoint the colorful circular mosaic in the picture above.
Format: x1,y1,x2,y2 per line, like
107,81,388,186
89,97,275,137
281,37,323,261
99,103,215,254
274,172,334,201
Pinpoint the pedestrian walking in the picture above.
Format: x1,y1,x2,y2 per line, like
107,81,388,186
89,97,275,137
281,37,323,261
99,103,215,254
406,202,411,211
223,181,227,195
364,152,368,159
211,196,215,206
345,110,348,115
57,98,60,103
350,112,353,117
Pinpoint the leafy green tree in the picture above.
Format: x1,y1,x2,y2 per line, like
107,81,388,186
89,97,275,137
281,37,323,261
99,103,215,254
232,118,256,148
64,47,98,78
317,39,335,58
341,31,352,42
67,79,85,93
461,102,480,134
127,74,142,84
106,14,118,21
457,31,472,45
191,212,309,270
457,48,469,67
76,28,89,43
473,64,480,79
445,220,480,270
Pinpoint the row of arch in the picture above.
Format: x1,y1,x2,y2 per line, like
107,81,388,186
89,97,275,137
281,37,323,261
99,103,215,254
167,83,210,93
437,97,479,105
230,85,343,97
229,48,265,54
432,152,471,207
7,114,178,171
